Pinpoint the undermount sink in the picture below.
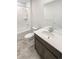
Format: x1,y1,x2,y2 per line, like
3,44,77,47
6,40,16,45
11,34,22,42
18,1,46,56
42,31,50,35
41,31,54,39
34,26,54,39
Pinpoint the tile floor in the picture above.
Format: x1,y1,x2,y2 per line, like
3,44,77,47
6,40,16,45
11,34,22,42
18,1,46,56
17,37,41,59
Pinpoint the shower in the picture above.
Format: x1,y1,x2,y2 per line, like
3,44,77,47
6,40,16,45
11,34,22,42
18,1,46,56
17,0,32,33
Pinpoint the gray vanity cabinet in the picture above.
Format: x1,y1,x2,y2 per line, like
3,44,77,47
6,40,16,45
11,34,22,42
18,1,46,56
34,34,62,59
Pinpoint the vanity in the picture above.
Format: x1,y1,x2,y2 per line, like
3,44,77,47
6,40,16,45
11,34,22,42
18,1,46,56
34,28,62,59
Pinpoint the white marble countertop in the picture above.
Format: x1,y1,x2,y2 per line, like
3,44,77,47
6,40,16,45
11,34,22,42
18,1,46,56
34,28,62,52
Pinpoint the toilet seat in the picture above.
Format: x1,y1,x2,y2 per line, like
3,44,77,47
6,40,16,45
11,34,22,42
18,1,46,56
24,33,34,39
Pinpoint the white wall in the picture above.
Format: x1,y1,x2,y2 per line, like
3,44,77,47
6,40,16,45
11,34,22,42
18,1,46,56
17,0,62,33
44,0,62,29
31,0,44,28
31,0,62,29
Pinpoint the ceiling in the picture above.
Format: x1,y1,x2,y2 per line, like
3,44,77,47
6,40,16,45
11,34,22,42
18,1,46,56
17,0,57,7
17,0,56,4
44,0,55,4
17,0,30,4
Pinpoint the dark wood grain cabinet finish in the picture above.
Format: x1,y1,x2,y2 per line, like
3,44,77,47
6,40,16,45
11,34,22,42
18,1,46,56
34,34,62,59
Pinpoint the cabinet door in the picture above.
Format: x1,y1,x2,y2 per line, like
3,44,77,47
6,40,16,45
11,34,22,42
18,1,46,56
44,49,57,59
35,39,45,58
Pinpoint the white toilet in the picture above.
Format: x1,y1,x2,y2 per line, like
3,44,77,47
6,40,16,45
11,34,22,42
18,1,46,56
24,33,34,40
24,26,40,40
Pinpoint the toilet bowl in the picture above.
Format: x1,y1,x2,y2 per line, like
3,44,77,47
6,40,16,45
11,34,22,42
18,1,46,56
24,33,34,40
24,32,34,47
24,26,41,40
